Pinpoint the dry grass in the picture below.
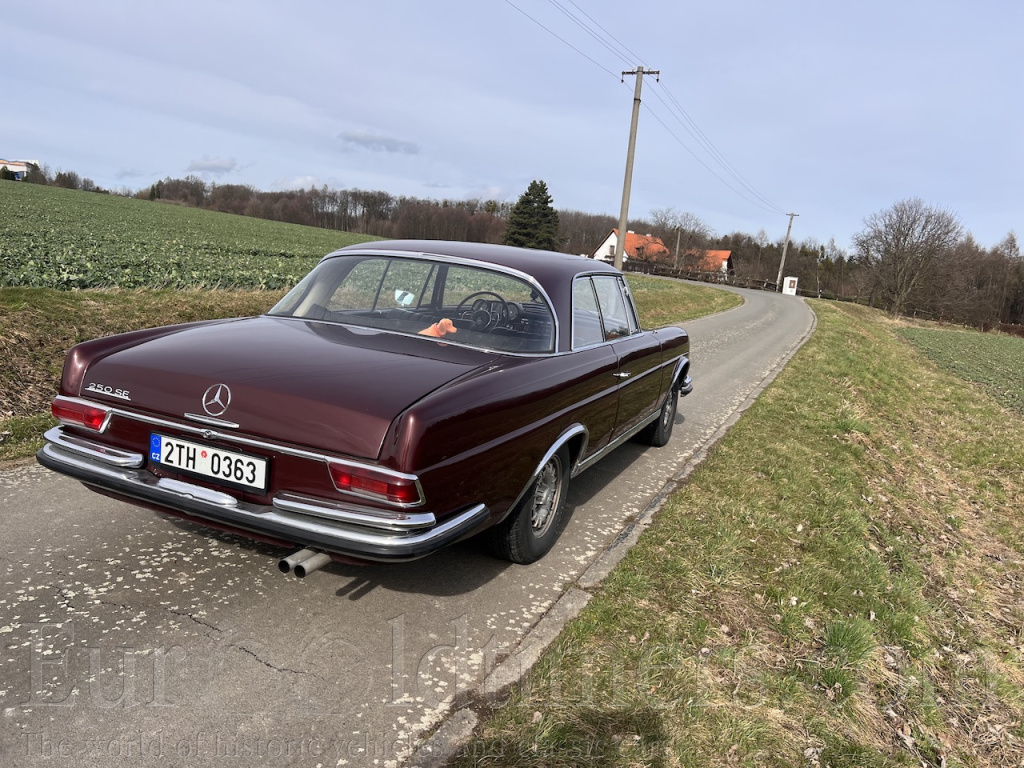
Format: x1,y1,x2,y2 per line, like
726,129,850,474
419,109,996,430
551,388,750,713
0,287,284,460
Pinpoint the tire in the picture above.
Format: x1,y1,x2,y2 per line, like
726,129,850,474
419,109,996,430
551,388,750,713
489,446,571,564
639,388,678,447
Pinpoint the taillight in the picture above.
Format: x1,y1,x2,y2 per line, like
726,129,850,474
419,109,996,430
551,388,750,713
52,396,111,432
328,462,422,506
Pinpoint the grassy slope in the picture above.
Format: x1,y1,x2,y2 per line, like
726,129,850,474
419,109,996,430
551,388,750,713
629,276,740,326
454,302,1024,767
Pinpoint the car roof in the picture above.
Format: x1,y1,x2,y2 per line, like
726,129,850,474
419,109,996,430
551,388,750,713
332,239,621,289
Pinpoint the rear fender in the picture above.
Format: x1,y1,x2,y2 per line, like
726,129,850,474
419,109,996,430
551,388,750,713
495,424,589,526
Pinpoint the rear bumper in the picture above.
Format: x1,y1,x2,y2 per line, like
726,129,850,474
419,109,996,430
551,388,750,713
37,427,490,562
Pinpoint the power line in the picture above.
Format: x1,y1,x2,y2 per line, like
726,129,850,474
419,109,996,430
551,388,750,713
501,1,790,218
544,0,633,67
501,0,618,78
641,104,785,215
649,79,786,214
561,0,646,66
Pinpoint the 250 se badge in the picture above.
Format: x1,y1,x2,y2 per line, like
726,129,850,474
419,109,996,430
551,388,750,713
37,241,692,577
84,382,131,401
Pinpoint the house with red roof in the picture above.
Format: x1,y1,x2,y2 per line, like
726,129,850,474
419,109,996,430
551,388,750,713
591,229,670,263
694,249,734,274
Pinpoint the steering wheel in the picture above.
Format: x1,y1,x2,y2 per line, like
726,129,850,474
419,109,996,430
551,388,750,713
455,291,509,332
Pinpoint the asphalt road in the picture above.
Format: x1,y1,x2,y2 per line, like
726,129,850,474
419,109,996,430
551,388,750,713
0,284,814,768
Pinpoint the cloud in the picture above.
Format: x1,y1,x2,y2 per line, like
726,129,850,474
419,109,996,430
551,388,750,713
114,167,150,179
186,156,237,175
274,175,322,191
339,131,419,155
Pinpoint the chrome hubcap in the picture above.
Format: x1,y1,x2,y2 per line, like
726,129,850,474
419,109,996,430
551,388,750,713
530,457,562,536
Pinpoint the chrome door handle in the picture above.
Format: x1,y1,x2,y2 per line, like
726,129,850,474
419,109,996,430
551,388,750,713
612,372,632,379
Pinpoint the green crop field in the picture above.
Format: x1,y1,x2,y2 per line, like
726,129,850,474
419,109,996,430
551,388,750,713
0,181,378,289
899,326,1024,416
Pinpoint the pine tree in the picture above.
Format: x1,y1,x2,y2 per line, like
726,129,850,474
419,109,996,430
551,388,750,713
502,180,560,251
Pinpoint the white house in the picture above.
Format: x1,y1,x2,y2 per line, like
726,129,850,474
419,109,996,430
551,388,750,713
590,229,671,263
0,159,35,180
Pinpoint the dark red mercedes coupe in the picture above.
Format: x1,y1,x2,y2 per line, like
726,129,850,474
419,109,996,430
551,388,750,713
38,241,691,573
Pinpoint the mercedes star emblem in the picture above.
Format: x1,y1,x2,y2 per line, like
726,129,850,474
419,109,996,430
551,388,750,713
202,383,232,417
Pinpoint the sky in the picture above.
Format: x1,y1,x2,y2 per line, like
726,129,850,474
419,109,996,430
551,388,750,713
3,0,1022,252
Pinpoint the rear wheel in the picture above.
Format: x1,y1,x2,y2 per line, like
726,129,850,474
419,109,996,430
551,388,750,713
489,446,571,564
638,388,678,447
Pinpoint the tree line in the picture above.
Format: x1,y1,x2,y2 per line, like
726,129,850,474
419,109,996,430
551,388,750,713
12,162,1022,329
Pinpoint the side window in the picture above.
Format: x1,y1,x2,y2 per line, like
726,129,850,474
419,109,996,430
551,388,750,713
572,278,604,348
592,276,631,340
377,260,436,309
620,278,640,333
326,259,387,311
442,266,535,306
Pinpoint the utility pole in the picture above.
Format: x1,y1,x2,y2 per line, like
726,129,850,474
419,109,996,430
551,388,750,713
614,66,659,271
774,212,799,291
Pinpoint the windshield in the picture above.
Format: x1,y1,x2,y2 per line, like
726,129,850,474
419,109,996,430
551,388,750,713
268,254,556,354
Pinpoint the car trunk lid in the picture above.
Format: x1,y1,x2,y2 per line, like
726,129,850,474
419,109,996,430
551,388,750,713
78,316,496,459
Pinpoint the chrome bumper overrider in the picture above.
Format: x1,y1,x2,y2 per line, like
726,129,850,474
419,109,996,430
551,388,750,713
679,373,693,396
37,427,489,562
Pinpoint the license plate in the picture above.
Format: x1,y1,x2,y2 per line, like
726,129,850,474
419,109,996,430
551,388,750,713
150,434,268,492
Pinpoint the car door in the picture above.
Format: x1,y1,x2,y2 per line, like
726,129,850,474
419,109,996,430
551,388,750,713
571,277,620,456
589,276,665,439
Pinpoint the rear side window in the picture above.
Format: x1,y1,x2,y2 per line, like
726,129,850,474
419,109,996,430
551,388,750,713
572,278,604,348
573,275,639,349
591,276,631,340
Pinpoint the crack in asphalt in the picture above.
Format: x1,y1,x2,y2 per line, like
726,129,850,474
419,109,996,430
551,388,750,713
228,643,307,676
165,608,225,635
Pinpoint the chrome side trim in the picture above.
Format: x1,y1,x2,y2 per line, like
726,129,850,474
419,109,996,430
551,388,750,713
273,492,436,532
42,426,144,468
183,413,241,429
574,409,661,475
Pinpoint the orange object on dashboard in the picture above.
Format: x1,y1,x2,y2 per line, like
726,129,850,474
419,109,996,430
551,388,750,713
419,318,457,337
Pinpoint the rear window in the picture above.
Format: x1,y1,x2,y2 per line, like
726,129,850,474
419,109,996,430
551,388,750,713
269,255,556,354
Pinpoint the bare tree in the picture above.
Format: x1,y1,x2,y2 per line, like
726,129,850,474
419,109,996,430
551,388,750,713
558,209,616,256
853,198,963,316
649,207,714,267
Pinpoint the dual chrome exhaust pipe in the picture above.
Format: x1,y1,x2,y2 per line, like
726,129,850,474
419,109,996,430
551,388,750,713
278,548,333,578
